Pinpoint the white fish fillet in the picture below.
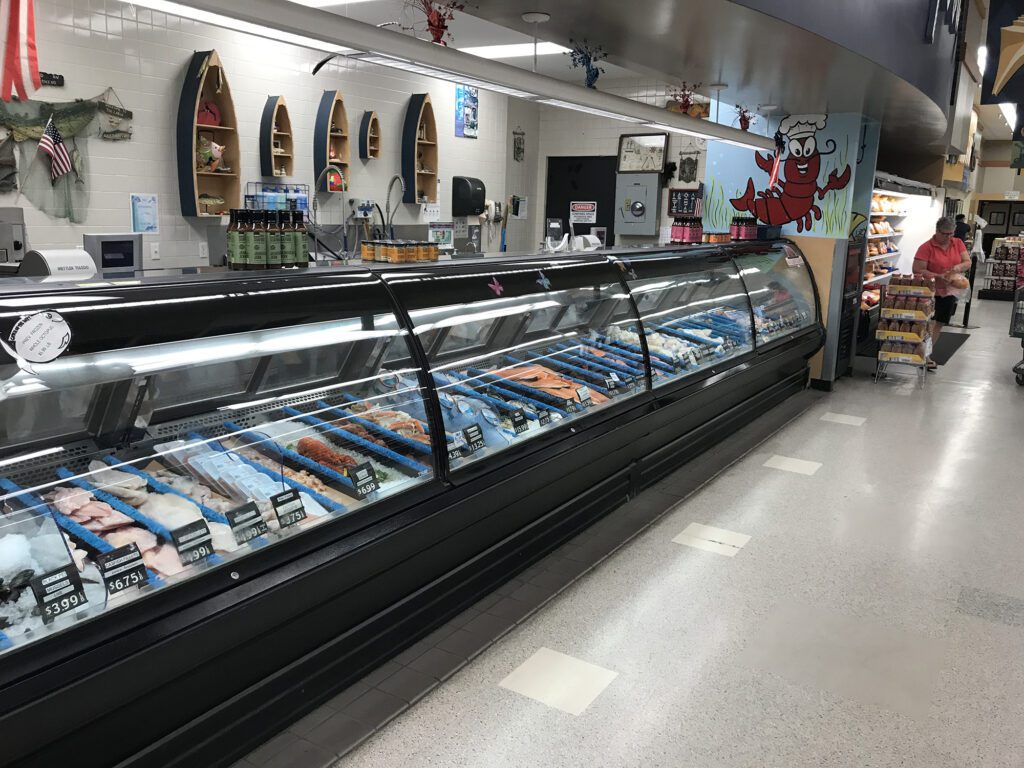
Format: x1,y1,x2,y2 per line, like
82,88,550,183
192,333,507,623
105,527,159,554
142,544,186,577
208,522,241,553
152,469,234,514
87,460,150,505
139,493,203,530
49,486,93,515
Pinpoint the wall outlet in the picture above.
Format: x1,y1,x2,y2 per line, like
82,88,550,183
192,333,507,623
198,242,209,262
149,242,160,261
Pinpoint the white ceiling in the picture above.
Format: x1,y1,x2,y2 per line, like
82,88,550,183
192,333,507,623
977,103,1014,141
298,0,639,81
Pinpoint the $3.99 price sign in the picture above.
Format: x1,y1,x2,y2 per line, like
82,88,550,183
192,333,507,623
96,544,148,595
30,566,88,624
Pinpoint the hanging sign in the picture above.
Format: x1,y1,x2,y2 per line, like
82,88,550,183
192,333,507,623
98,100,134,141
668,185,704,216
40,72,64,87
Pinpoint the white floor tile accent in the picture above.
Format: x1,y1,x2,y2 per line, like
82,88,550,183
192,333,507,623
672,522,751,557
763,454,822,476
499,647,618,716
819,412,866,426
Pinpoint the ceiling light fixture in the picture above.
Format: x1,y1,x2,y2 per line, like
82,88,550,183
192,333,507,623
116,0,353,53
458,42,569,59
353,53,538,98
538,98,645,123
999,101,1017,131
978,45,988,76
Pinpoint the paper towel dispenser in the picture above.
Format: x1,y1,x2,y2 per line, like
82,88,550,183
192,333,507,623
452,176,485,216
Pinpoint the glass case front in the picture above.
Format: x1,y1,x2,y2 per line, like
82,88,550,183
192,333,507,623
0,274,434,655
383,257,647,469
732,242,817,346
616,250,755,386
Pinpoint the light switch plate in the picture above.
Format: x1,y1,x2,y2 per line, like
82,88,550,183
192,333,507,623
149,242,160,261
198,242,209,262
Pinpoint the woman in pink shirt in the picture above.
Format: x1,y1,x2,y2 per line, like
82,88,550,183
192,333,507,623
912,216,971,370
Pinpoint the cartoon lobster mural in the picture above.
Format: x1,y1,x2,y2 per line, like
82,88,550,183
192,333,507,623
730,114,851,233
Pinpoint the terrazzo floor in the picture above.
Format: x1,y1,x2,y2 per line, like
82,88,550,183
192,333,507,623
240,297,1024,768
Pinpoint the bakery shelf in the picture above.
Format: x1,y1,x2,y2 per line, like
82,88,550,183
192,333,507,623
177,49,241,217
868,233,900,240
866,252,898,262
887,284,934,297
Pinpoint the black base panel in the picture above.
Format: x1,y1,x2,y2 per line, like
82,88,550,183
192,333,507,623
4,342,816,768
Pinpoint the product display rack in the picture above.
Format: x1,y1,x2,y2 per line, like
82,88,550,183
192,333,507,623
259,95,293,178
402,93,438,204
359,110,381,160
0,241,822,768
175,49,241,217
313,89,350,192
875,276,935,383
978,236,1022,301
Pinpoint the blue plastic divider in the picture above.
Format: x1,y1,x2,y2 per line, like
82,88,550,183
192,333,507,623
0,478,164,588
282,407,429,474
466,369,571,415
197,431,347,515
223,420,358,491
101,457,231,527
432,373,522,417
313,401,432,455
549,343,644,378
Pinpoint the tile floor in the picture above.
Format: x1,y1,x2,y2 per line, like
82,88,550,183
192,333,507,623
237,298,1024,768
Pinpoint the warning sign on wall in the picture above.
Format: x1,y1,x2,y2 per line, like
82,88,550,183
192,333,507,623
569,201,597,224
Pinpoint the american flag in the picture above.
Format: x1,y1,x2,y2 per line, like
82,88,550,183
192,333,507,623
0,0,40,102
38,117,72,181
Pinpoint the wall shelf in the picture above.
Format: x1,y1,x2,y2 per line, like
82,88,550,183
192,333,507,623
315,90,350,192
177,49,240,217
260,95,294,178
402,93,438,204
359,110,381,160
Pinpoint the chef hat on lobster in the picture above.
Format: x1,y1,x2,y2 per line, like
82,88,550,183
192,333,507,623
778,114,827,141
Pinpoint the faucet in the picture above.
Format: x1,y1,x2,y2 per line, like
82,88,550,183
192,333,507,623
384,174,406,239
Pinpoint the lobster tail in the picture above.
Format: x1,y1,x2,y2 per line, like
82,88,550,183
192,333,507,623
730,178,756,214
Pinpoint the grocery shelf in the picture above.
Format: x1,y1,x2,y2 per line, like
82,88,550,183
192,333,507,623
868,233,901,240
869,211,908,217
866,252,898,262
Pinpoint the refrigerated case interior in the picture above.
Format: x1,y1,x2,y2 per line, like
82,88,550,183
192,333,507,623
0,241,819,658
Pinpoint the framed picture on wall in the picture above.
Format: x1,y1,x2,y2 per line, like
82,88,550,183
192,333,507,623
1013,211,1024,228
617,133,668,173
990,211,1007,226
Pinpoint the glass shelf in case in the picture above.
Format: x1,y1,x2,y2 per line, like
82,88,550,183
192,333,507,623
382,257,648,469
732,242,817,346
0,273,434,655
615,250,755,386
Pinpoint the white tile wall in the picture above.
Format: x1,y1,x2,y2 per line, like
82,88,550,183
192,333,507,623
18,0,515,267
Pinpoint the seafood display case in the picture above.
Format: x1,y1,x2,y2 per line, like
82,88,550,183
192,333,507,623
0,270,438,656
0,242,821,768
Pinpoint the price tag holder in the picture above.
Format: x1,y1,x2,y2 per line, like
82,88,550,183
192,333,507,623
510,409,529,434
350,462,380,499
30,565,88,624
447,443,464,462
539,411,552,426
271,489,307,528
623,377,638,393
226,502,269,545
171,519,215,566
576,386,592,408
563,399,579,414
462,423,485,453
96,544,147,595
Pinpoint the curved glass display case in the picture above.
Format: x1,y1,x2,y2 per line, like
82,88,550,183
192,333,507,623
614,249,755,387
381,256,648,469
732,241,817,347
0,272,434,655
0,241,821,659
